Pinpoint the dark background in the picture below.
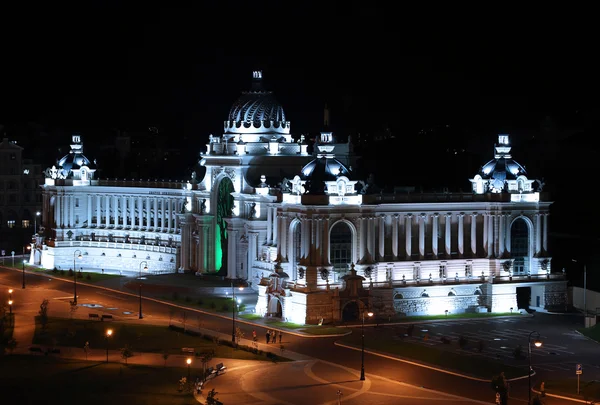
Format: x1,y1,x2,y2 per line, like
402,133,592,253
0,4,597,287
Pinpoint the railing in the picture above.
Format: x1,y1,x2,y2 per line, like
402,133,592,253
48,240,177,254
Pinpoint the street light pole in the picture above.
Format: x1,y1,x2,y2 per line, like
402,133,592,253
8,299,12,314
360,309,374,381
73,250,82,305
231,281,244,343
139,261,148,319
528,330,543,405
186,358,192,382
22,246,26,289
34,211,41,235
105,329,113,363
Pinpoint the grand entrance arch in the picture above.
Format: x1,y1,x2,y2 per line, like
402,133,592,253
342,300,360,322
511,217,530,274
215,176,235,273
267,296,283,317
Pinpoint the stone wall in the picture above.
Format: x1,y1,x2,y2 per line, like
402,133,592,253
544,281,568,309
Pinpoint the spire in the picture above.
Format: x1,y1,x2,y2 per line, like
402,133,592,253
251,70,264,91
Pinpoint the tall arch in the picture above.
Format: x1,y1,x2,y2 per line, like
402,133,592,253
510,216,532,274
288,218,301,280
212,175,235,273
328,219,358,268
329,220,354,272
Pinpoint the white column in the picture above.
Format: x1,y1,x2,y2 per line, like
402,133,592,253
359,217,366,260
315,217,322,265
266,206,272,245
198,225,205,271
432,213,439,257
445,213,452,256
153,198,158,229
405,214,412,258
535,213,541,256
300,217,306,259
458,213,464,256
96,195,101,228
543,213,549,254
63,195,69,228
392,214,399,259
166,199,171,232
487,214,494,258
366,216,373,258
161,199,166,231
104,195,109,227
130,196,136,228
113,195,119,227
139,197,145,231
470,213,477,256
418,214,426,258
280,215,288,261
70,195,75,227
483,213,488,255
378,214,385,260
227,229,238,279
146,197,151,229
505,215,511,255
54,194,60,228
273,208,278,246
323,217,330,265
121,196,127,228
309,218,316,265
87,195,92,226
499,214,505,257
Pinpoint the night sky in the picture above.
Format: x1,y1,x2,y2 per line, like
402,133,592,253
1,5,596,142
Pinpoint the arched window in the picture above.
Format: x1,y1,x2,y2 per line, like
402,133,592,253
394,293,404,300
448,291,456,296
511,218,529,274
294,223,301,264
474,289,481,295
330,221,352,272
421,291,429,298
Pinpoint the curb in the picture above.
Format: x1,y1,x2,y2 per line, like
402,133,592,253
333,341,532,383
5,267,349,339
532,388,593,404
337,314,531,329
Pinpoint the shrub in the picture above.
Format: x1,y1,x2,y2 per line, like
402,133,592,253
52,268,58,273
239,303,246,312
513,344,523,359
86,274,92,281
209,301,216,309
184,296,192,303
172,291,179,301
60,270,65,275
458,335,468,349
197,298,204,306
77,271,83,278
68,268,74,276
221,303,230,312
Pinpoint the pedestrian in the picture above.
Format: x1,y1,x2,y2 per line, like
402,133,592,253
102,268,104,274
252,329,257,342
279,331,283,343
266,330,270,344
271,330,276,343
540,381,545,397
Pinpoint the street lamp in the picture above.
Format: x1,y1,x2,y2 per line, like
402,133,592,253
73,250,82,305
34,211,41,235
22,245,30,289
8,299,13,314
360,309,374,381
105,328,113,363
186,358,192,383
8,289,13,300
528,331,543,404
138,261,148,319
231,281,244,343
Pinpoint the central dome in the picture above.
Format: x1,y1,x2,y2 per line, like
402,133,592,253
224,71,290,136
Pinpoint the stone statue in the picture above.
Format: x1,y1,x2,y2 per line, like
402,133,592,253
249,203,256,219
200,199,206,214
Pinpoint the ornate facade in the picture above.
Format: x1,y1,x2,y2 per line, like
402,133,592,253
36,72,566,324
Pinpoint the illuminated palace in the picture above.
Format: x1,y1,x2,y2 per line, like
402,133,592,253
36,71,566,324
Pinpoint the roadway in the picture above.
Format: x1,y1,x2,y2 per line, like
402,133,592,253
0,268,578,404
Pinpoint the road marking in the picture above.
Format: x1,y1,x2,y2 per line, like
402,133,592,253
97,292,127,300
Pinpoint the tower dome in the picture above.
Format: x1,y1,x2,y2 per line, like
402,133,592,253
224,71,290,136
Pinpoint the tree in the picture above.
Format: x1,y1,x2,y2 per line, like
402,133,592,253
162,351,170,367
120,345,134,365
200,350,214,381
235,326,244,344
39,299,49,329
205,388,219,405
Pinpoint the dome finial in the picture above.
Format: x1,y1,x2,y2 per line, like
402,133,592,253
252,70,263,91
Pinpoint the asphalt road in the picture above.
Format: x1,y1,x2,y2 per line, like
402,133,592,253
0,268,580,404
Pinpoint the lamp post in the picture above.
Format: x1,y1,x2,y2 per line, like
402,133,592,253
8,299,13,314
34,211,41,235
186,358,192,383
22,245,30,289
360,309,374,381
105,329,113,363
138,261,148,319
8,289,13,300
73,250,82,305
528,331,543,404
231,281,244,343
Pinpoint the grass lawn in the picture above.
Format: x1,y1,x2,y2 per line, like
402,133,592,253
340,332,525,379
398,312,521,322
33,317,265,360
31,268,123,283
238,314,349,335
544,379,600,402
0,355,200,404
161,295,240,313
300,327,350,335
579,323,600,342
